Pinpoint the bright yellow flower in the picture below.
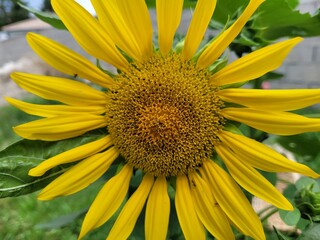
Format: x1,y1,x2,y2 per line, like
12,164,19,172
7,0,320,239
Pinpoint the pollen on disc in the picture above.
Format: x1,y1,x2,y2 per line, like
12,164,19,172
106,53,225,177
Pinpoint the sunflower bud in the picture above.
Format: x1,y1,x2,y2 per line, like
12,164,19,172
294,184,320,221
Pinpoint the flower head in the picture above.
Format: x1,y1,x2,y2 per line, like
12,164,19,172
7,0,320,239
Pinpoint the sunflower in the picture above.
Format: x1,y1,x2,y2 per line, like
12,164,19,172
6,0,320,239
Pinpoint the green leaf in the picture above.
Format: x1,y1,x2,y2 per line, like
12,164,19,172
279,207,301,226
258,71,284,82
212,0,249,25
212,0,320,42
286,0,299,10
273,226,291,240
296,177,320,192
18,3,67,30
252,0,320,40
270,132,320,161
0,130,105,198
298,223,320,240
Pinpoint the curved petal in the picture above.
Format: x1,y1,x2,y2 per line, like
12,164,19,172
51,0,128,71
197,0,264,69
217,88,320,111
189,171,234,240
216,144,293,210
182,0,217,60
202,160,265,240
116,0,153,59
14,114,107,141
78,164,133,239
175,175,206,240
222,107,320,135
11,73,107,106
6,97,106,118
218,130,320,178
38,147,119,200
145,176,170,240
29,135,113,177
157,0,183,55
211,38,302,86
26,33,114,88
94,0,153,60
91,0,142,61
107,174,154,240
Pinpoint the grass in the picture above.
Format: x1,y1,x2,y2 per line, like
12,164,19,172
0,180,107,240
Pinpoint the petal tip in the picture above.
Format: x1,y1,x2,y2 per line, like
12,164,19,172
28,167,43,177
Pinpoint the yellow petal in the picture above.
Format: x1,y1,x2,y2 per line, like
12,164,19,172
175,175,206,240
189,171,235,240
182,0,217,60
29,135,113,177
145,176,170,240
218,88,320,111
210,37,302,86
222,107,320,135
6,97,106,118
78,164,133,240
197,0,264,69
101,0,153,60
38,147,119,200
51,0,127,71
11,72,107,106
203,160,265,240
107,174,154,240
218,130,320,178
91,0,142,61
157,0,183,55
216,144,293,210
14,114,107,141
26,33,114,88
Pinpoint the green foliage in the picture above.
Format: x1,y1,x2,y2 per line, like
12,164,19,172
279,208,301,226
18,2,66,30
3,0,320,239
0,0,29,28
0,130,105,198
0,180,107,240
299,223,320,240
273,226,291,240
41,0,53,12
295,178,320,221
267,132,320,173
252,1,320,40
211,0,320,58
145,0,196,8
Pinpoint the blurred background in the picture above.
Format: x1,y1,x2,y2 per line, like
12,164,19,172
1,0,320,239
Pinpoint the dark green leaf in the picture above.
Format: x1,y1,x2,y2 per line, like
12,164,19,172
212,0,320,42
0,130,105,198
269,132,320,171
212,0,249,25
298,223,320,240
260,171,277,186
252,1,320,40
279,207,301,226
258,71,284,82
273,226,291,240
18,3,67,30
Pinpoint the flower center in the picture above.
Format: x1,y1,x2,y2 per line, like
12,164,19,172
106,53,224,177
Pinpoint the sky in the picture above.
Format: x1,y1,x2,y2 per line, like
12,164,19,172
25,0,95,14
